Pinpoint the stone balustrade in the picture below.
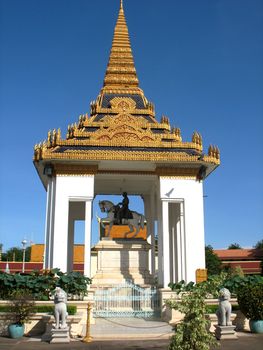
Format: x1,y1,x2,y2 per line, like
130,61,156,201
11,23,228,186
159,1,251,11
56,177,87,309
0,300,94,338
159,289,249,332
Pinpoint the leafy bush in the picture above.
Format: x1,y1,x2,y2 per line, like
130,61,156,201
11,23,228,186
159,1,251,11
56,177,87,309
169,274,263,299
0,271,55,300
168,280,195,294
169,272,229,298
237,282,263,320
167,286,218,350
0,269,92,300
224,275,263,295
54,270,91,298
8,290,35,325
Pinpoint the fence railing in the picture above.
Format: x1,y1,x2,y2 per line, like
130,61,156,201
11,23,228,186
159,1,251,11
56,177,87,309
93,281,159,318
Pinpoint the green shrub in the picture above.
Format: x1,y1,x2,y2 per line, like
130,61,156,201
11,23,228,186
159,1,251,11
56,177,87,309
169,272,229,298
204,304,239,314
0,269,92,300
237,282,263,320
167,286,218,350
0,304,77,315
8,290,35,325
169,274,263,299
32,305,77,315
0,305,12,312
205,305,218,314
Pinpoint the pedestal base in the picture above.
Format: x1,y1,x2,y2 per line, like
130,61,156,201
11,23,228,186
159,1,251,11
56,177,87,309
91,239,154,286
50,327,70,343
215,325,238,340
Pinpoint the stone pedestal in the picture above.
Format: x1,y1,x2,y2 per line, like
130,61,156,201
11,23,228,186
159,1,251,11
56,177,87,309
215,325,238,340
41,314,83,341
91,239,154,286
50,327,70,343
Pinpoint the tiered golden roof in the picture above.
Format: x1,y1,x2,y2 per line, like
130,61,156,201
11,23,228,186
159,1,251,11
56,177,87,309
103,0,139,90
33,0,220,180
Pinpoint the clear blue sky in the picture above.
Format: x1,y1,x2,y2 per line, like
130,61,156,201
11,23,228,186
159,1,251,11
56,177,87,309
0,0,262,252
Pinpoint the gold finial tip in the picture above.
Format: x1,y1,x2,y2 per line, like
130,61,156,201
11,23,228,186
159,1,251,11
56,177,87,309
120,0,123,9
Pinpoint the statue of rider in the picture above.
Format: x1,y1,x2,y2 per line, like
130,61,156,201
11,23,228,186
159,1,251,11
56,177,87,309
117,192,129,224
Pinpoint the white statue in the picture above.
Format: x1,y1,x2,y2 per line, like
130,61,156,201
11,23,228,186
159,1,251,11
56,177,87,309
216,288,232,326
54,287,68,329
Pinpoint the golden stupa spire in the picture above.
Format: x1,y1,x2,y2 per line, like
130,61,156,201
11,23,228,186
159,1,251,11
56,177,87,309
103,0,139,90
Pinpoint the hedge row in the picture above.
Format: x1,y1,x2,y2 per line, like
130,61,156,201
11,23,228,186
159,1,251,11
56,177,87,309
0,305,77,315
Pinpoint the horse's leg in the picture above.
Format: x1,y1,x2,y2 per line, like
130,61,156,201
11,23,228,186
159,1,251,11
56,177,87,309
132,222,140,238
127,221,138,238
107,220,114,237
124,222,134,238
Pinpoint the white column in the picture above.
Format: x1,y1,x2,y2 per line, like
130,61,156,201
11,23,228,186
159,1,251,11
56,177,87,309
67,214,75,272
150,192,156,276
143,195,152,273
84,199,93,277
171,226,176,283
43,177,55,269
159,178,206,283
157,198,163,286
52,191,69,272
162,200,170,288
51,175,94,273
43,179,51,269
176,208,182,281
179,202,186,281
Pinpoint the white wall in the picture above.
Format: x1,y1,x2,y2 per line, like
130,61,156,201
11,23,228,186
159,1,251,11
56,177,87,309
52,175,94,272
159,178,205,283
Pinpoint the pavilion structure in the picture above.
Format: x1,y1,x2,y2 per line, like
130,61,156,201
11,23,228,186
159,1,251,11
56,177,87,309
34,0,220,287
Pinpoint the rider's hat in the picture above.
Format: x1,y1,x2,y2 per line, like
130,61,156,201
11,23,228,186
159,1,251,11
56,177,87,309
122,191,127,196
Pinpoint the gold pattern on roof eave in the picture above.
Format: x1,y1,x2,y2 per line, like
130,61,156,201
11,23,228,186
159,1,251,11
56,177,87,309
34,107,220,166
34,148,220,165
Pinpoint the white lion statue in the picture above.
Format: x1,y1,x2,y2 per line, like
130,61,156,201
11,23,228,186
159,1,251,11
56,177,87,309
216,287,232,326
53,287,68,329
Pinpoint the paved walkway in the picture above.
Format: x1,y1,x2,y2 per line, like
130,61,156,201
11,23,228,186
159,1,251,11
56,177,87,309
90,317,173,339
0,318,262,350
0,333,263,350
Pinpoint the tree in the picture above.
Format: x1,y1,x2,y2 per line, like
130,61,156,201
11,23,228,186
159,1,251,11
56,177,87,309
1,246,31,262
228,243,242,249
228,265,245,278
254,239,263,250
205,245,222,276
254,239,263,275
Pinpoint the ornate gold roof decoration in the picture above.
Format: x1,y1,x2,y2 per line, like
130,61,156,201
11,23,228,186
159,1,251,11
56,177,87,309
33,0,220,178
102,0,139,90
89,0,155,120
33,107,220,167
208,145,220,160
